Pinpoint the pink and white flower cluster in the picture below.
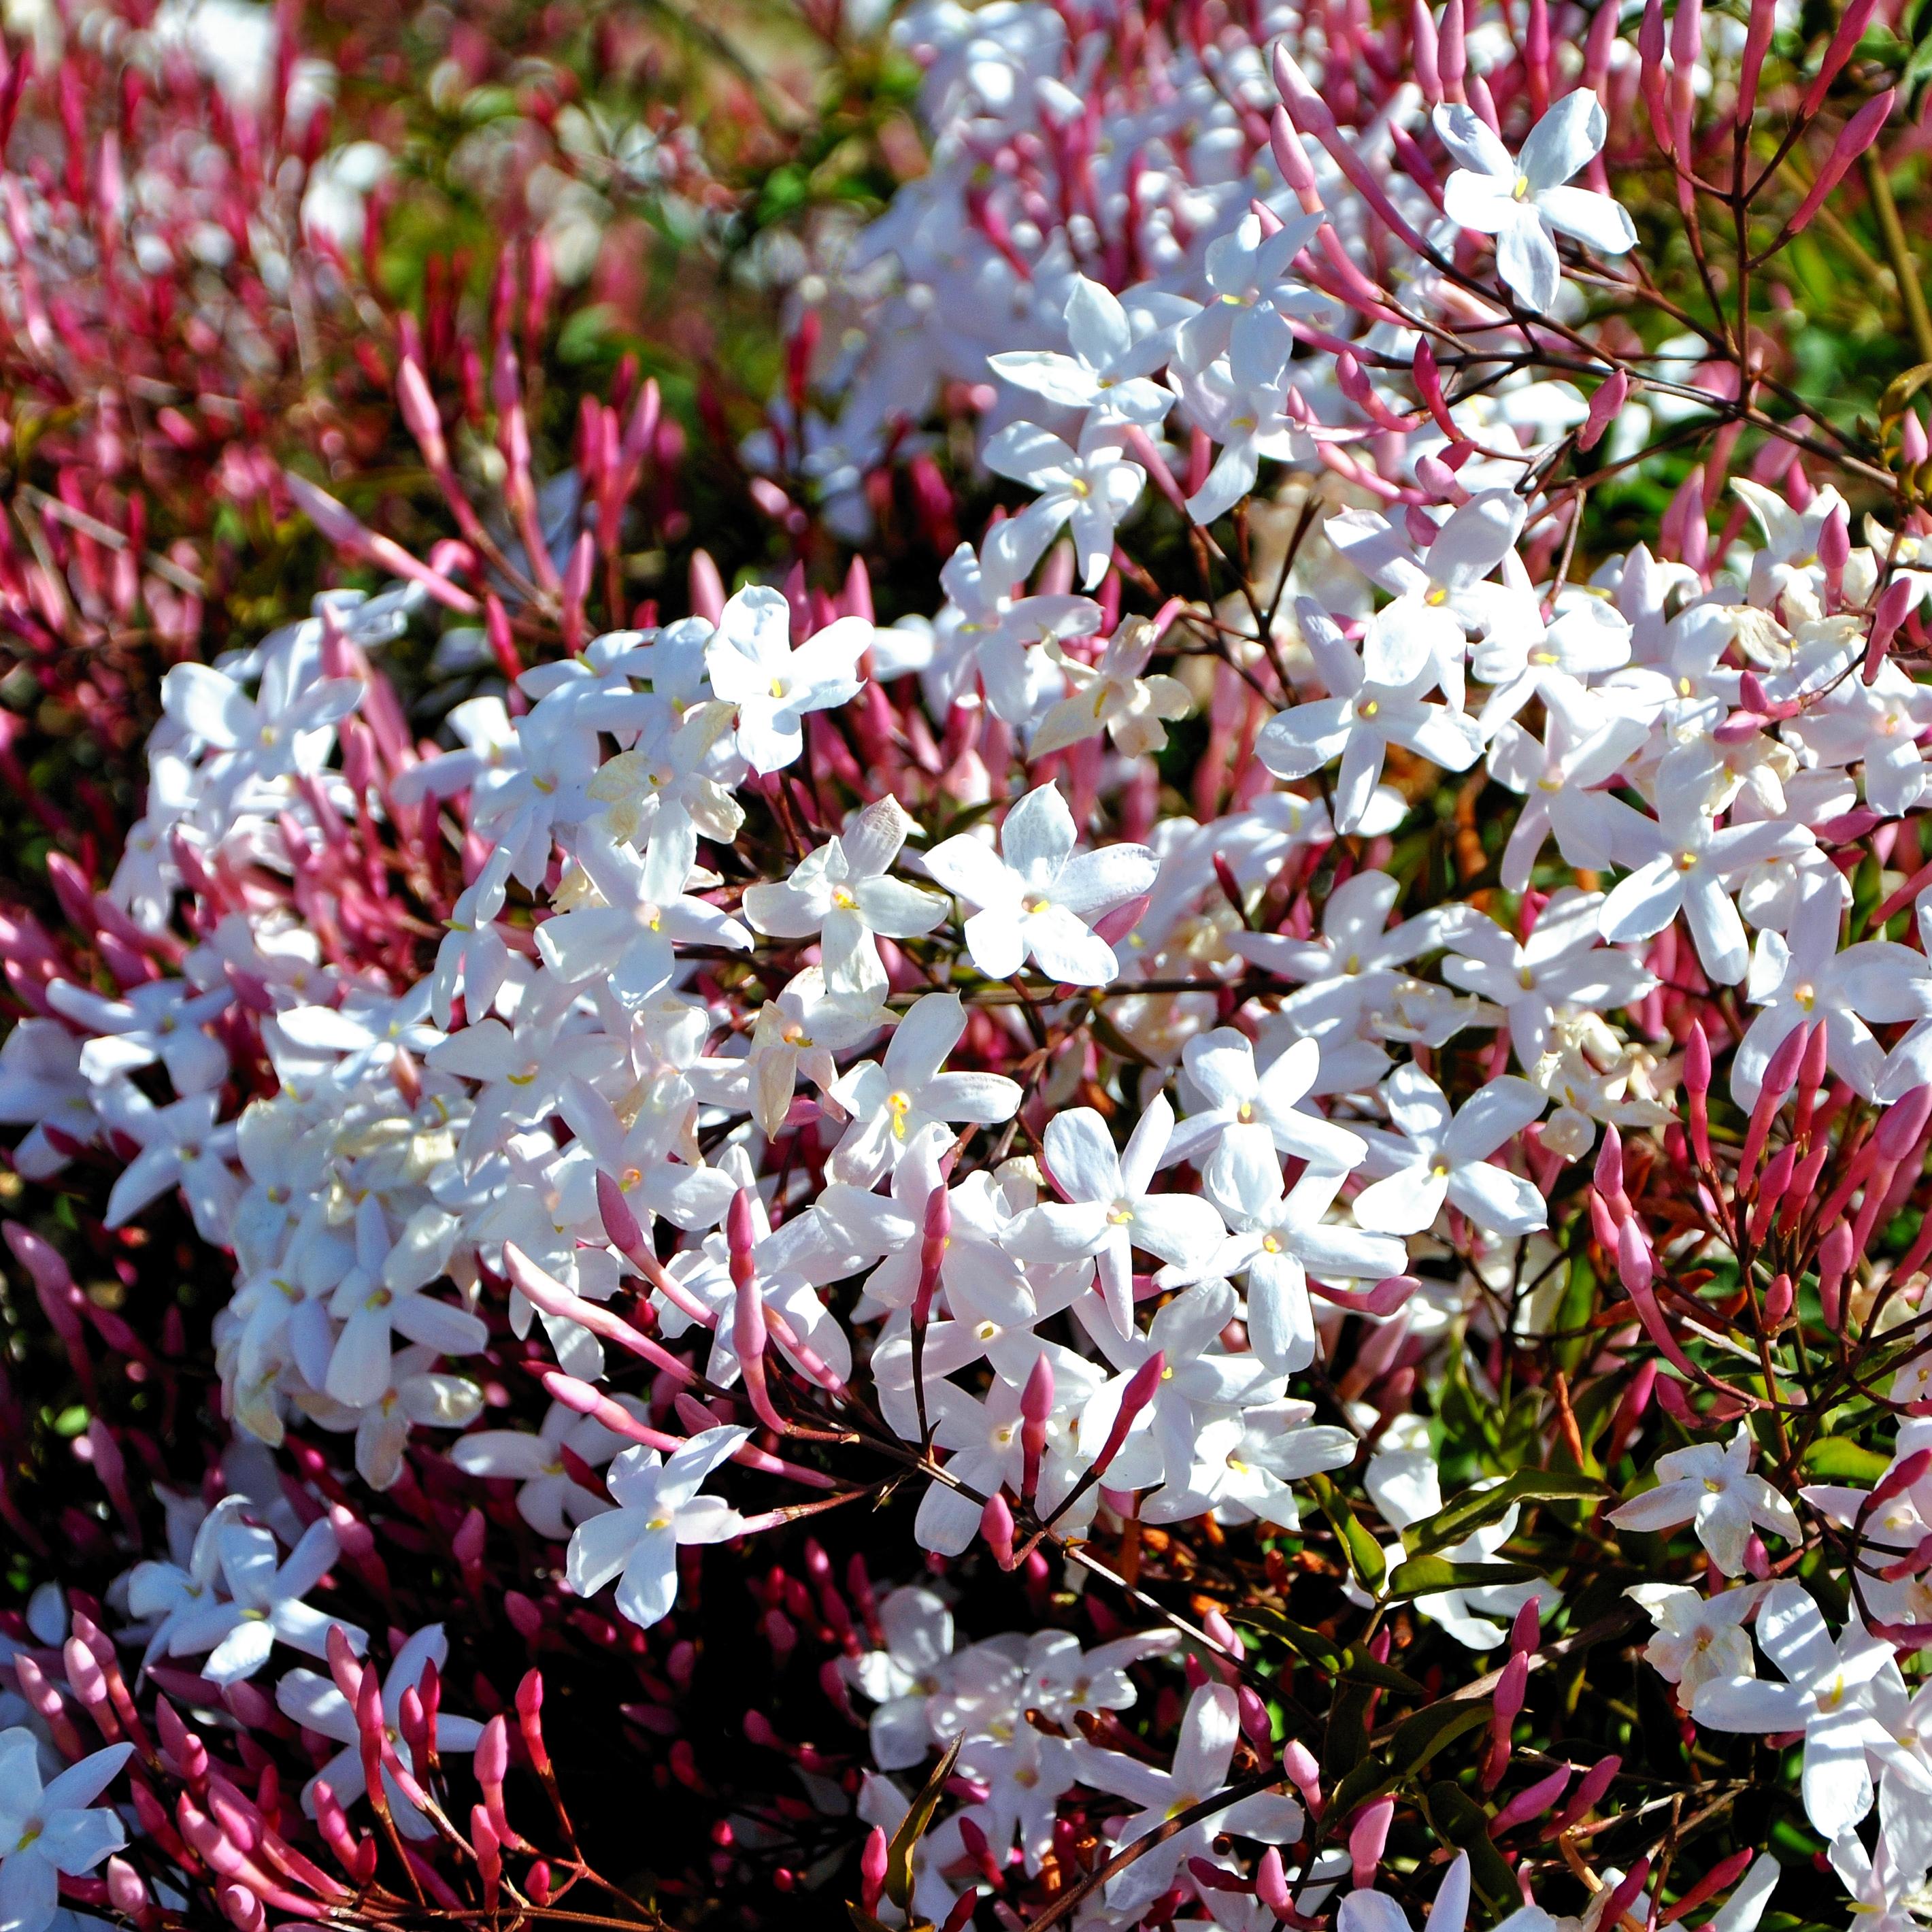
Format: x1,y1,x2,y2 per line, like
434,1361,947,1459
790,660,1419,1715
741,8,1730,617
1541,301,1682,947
5,0,1932,1927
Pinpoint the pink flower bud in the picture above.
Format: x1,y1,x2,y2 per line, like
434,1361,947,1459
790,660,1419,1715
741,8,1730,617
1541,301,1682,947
1412,338,1462,445
597,1169,648,1261
397,358,449,474
1203,1606,1243,1663
915,1181,950,1325
1616,1218,1652,1295
1438,0,1467,93
1091,1351,1164,1479
1544,1754,1621,1839
314,1779,379,1886
1594,1125,1627,1209
1256,1847,1293,1915
1660,1849,1755,1925
1801,0,1878,116
1872,1448,1932,1511
861,1827,889,1914
1021,1354,1054,1499
1878,1085,1932,1162
1236,1684,1274,1760
727,1188,759,1294
105,1859,149,1918
1737,0,1778,118
354,1669,386,1811
218,1883,264,1932
1269,106,1320,199
282,472,368,552
1684,1020,1711,1097
1483,1651,1529,1790
1866,574,1917,683
1093,894,1152,948
1492,1763,1573,1834
1669,0,1701,70
1789,90,1894,244
1508,1595,1542,1656
1350,1797,1393,1888
690,550,727,625
980,1492,1015,1569
516,1669,552,1779
477,1711,509,1788
1120,424,1191,516
1818,1220,1855,1330
1741,1020,1811,1178
1281,1738,1322,1817
472,1805,503,1909
1601,1857,1651,1928
1578,369,1629,452
1820,503,1852,574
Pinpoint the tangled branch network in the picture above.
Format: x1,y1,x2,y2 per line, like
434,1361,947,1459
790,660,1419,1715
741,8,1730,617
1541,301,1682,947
14,0,1932,1929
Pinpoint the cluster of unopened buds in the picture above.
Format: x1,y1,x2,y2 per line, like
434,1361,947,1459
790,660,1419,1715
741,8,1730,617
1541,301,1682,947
13,0,1932,1925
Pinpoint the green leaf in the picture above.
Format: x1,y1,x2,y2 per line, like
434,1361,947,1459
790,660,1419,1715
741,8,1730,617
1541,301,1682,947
1322,1700,1495,1822
884,1738,961,1912
1422,1782,1519,1905
1801,1438,1890,1482
1386,1556,1543,1598
1553,1258,1599,1378
1235,1608,1425,1693
1401,1469,1605,1557
1325,1757,1397,1820
1308,1474,1388,1593
1340,1646,1427,1695
1386,1698,1495,1776
1230,1607,1344,1673
1880,361,1932,419
1323,1679,1377,1782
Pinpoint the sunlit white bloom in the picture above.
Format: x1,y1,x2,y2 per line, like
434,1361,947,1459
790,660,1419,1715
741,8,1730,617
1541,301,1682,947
740,797,946,995
988,276,1176,431
924,784,1157,986
826,991,1023,1186
1693,1583,1901,1838
1354,1065,1548,1237
566,1425,752,1629
1257,599,1484,833
0,1731,133,1932
1608,1424,1801,1576
704,586,871,773
1006,1097,1225,1334
1437,90,1637,312
1070,1683,1304,1918
982,423,1146,588
1029,616,1193,761
1627,1582,1761,1699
